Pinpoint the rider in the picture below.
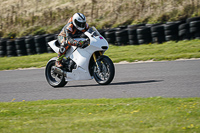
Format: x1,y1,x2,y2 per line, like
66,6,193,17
56,13,89,67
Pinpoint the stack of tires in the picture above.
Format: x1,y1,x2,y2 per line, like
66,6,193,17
34,35,47,54
151,25,165,44
25,36,36,55
127,24,145,45
0,38,7,57
118,25,127,30
137,26,152,44
115,29,129,45
128,28,138,45
146,23,163,27
104,28,121,45
99,29,107,38
187,17,200,24
178,23,190,40
164,22,179,41
189,20,200,39
15,38,27,56
45,34,55,53
6,40,17,57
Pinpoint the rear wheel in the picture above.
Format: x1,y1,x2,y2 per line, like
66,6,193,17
45,59,67,87
93,56,115,85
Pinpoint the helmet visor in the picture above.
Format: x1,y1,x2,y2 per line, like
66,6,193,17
75,19,86,28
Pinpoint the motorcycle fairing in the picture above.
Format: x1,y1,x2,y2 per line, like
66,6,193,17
66,46,93,81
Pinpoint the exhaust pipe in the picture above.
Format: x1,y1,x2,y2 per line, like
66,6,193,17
52,66,66,77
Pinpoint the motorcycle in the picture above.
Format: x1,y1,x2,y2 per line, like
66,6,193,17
45,27,115,87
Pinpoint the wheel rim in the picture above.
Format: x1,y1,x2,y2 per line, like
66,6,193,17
46,61,63,86
94,60,110,82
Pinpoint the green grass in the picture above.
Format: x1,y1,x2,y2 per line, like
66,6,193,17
0,97,199,132
0,53,57,70
0,40,200,70
106,40,200,63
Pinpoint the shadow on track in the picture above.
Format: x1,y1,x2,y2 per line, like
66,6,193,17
64,80,163,88
111,80,163,85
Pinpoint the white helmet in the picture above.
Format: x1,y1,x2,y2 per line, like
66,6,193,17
72,13,86,31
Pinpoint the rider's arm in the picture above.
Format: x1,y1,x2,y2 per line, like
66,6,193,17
58,30,67,44
58,29,82,46
66,32,82,46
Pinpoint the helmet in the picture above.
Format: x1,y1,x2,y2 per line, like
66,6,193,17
72,13,86,31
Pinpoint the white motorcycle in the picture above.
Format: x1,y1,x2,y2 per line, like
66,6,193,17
45,27,115,87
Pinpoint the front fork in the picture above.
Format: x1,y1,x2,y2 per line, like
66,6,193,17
93,51,103,72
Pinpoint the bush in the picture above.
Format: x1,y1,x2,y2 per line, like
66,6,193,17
32,27,46,35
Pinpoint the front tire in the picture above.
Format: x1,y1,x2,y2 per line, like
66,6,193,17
45,59,67,87
93,56,115,85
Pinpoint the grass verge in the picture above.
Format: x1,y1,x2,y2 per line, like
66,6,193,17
106,40,200,63
0,97,199,132
0,53,57,70
0,40,200,70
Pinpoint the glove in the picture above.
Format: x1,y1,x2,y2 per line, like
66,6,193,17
76,40,84,47
81,42,89,48
77,40,88,48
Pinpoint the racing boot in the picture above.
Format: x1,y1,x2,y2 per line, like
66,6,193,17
55,46,68,68
55,52,65,68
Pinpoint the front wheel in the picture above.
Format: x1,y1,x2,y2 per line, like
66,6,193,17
45,59,67,87
93,56,115,85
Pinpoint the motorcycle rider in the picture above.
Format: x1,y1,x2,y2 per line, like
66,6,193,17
55,13,89,67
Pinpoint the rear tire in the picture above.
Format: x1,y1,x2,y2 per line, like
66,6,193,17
45,59,67,87
93,56,115,85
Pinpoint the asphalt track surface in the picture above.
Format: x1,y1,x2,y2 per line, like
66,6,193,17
0,59,200,102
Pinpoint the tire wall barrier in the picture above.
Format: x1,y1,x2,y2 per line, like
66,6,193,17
0,38,7,57
6,40,17,57
25,36,36,55
34,35,48,54
45,34,55,53
1,17,200,57
15,37,27,56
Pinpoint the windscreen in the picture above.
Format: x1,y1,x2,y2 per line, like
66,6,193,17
87,27,100,37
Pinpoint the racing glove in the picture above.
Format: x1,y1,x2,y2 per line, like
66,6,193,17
77,40,88,48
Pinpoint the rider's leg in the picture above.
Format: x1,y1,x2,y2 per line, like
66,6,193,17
55,36,70,67
55,46,69,67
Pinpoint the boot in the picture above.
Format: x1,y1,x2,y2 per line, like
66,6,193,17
55,52,65,68
55,60,63,68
